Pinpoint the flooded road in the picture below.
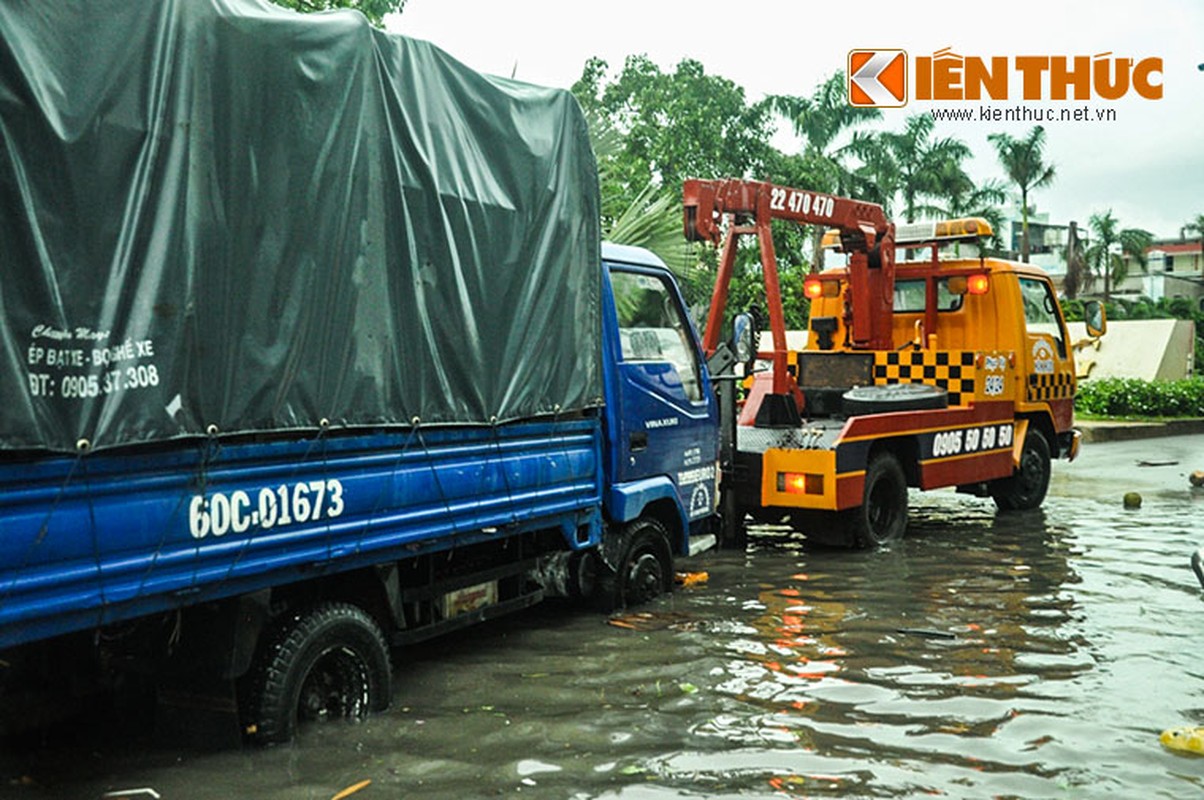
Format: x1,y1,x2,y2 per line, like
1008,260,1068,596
4,435,1204,799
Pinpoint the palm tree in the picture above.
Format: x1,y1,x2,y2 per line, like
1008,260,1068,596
583,109,691,273
767,73,881,181
933,160,1008,252
766,73,881,267
988,126,1057,262
1182,214,1204,266
1085,210,1153,301
1062,220,1088,300
1181,213,1204,240
874,114,971,224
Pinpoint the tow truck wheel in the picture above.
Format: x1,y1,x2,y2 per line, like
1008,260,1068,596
990,428,1051,511
242,602,391,744
596,518,674,612
844,451,908,548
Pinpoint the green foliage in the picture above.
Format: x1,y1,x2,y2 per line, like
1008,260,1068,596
988,126,1056,262
766,74,883,266
1076,377,1204,418
583,109,697,274
765,73,881,198
1084,210,1153,299
572,55,773,223
269,0,405,26
1182,213,1204,240
574,54,798,333
870,114,971,224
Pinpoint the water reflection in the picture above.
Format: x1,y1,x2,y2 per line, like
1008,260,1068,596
655,497,1088,797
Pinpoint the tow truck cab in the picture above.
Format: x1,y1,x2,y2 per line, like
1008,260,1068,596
805,226,1081,459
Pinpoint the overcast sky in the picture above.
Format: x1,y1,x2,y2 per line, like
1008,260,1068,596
389,0,1204,239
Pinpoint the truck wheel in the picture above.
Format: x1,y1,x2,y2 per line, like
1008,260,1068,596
242,602,391,744
843,451,908,548
990,428,1051,511
597,518,674,612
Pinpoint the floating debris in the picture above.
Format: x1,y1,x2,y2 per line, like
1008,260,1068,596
331,779,372,800
675,571,709,588
1192,549,1204,590
1160,727,1204,754
897,628,958,640
607,611,698,631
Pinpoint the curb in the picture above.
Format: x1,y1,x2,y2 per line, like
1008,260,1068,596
1077,418,1204,443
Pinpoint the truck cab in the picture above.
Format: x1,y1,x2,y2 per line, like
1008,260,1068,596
601,243,721,564
682,179,1103,549
810,222,1083,465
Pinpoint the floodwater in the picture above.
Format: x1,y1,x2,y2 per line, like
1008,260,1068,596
4,435,1204,799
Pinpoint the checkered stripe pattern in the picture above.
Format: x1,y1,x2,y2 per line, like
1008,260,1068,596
873,350,977,406
785,350,799,380
1027,371,1074,402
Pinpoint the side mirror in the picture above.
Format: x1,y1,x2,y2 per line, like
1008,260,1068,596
732,312,754,365
1083,300,1107,338
727,313,756,378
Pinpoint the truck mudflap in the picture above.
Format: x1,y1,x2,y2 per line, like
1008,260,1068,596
1063,429,1083,462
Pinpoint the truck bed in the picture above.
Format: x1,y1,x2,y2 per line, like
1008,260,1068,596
0,419,602,649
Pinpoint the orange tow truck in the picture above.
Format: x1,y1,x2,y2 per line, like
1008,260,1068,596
685,179,1105,547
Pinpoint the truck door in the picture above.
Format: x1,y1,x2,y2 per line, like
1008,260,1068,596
605,263,719,527
1017,276,1075,426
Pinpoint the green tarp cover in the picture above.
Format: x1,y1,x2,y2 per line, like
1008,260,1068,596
0,0,601,453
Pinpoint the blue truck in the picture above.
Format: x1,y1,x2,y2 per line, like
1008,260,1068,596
0,3,720,742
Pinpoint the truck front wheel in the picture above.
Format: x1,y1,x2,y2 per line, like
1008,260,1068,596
844,451,908,548
242,602,391,744
990,428,1051,511
597,518,674,611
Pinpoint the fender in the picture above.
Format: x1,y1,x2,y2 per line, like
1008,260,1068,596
605,476,688,542
1010,417,1029,468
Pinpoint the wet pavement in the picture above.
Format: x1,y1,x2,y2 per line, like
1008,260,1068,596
3,435,1204,799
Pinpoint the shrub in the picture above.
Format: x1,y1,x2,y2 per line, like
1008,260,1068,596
1075,377,1204,418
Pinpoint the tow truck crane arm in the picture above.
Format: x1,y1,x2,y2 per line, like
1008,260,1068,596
683,178,896,397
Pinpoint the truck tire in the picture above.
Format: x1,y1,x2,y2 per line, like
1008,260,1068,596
990,428,1051,511
843,451,908,548
596,518,674,612
242,602,391,744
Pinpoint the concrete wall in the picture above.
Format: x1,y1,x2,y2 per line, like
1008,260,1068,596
1069,319,1196,381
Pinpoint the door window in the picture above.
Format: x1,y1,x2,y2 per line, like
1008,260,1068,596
1018,277,1066,357
611,271,703,402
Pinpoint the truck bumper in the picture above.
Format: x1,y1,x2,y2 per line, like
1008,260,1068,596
1066,429,1082,462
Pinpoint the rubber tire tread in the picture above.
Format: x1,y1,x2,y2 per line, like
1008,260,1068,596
242,602,391,745
596,518,674,613
843,451,909,549
991,428,1052,511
